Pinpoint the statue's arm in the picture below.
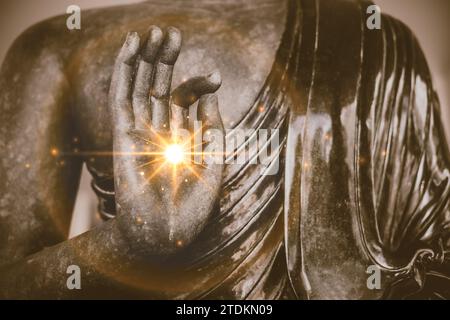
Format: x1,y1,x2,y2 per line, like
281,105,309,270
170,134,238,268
283,2,449,298
0,23,151,299
0,22,83,264
0,22,223,299
369,19,450,256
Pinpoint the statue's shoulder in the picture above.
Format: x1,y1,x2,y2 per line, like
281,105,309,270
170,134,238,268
6,2,149,61
10,0,285,53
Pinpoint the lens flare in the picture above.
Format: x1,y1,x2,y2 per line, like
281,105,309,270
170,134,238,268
57,120,223,192
164,144,185,165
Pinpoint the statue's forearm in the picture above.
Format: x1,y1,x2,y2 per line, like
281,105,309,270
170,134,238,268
0,218,154,299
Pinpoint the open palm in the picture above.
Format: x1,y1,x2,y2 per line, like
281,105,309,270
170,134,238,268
109,26,224,255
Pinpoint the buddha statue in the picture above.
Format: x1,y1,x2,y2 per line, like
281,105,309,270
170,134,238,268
0,0,448,299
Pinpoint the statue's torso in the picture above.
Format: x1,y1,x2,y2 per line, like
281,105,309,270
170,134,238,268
65,0,291,298
41,0,449,299
1,0,447,299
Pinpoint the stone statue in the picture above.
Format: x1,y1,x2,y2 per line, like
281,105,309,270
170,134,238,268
0,0,448,299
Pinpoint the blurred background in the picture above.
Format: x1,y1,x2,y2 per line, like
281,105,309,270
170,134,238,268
0,0,448,236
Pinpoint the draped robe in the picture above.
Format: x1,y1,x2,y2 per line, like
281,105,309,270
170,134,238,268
89,0,450,299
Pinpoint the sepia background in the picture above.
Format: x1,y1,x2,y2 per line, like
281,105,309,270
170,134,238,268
0,0,448,236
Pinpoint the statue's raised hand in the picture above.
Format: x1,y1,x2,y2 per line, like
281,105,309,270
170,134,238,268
109,26,224,257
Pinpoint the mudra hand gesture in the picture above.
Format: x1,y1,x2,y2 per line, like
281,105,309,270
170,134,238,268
109,26,224,257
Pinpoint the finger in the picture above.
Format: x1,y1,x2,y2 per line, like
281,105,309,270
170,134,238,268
151,27,182,132
132,26,163,130
198,94,223,131
141,25,164,63
197,94,224,165
110,32,140,133
171,70,222,108
170,103,188,131
171,71,221,133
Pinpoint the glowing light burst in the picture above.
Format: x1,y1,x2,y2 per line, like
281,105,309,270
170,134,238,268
134,129,215,191
164,144,185,165
59,121,223,191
